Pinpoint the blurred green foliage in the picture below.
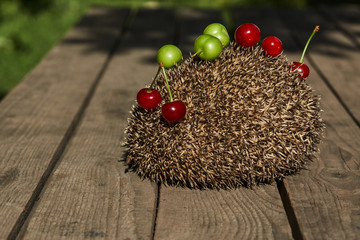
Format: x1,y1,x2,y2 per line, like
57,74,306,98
0,0,92,98
0,0,356,99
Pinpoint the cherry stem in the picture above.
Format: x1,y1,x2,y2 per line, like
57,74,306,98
160,62,173,102
147,66,161,93
299,25,319,63
191,49,202,58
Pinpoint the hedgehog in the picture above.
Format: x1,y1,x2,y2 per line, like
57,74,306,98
125,42,324,190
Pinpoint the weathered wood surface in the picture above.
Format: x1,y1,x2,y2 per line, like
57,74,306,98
0,5,359,240
17,8,177,240
0,8,128,239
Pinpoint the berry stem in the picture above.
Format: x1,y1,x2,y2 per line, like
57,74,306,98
160,62,173,102
147,66,161,92
299,25,319,63
191,49,202,58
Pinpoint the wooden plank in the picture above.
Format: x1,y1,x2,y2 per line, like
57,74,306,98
282,62,360,239
238,7,360,239
156,187,292,240
154,8,293,240
18,8,178,239
0,8,127,239
276,8,360,239
317,4,360,49
279,8,360,125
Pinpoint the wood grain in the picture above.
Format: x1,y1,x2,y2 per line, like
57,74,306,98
248,7,360,239
281,68,360,239
154,8,292,240
18,9,177,239
0,8,127,239
155,186,292,240
281,17,360,240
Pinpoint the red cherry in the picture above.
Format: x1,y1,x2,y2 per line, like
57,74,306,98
262,36,283,57
161,100,186,122
234,23,261,47
137,88,162,110
291,62,310,79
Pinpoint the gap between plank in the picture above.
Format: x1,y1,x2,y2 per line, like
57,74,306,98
151,183,161,240
7,8,137,240
290,32,360,128
277,180,304,240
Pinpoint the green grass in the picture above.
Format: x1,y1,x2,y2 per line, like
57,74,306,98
0,0,91,98
0,0,351,99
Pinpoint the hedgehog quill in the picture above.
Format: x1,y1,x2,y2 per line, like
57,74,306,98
125,23,324,190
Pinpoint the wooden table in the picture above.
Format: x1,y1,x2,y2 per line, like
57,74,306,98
0,5,359,240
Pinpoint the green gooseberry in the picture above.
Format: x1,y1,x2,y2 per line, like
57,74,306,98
194,34,223,61
157,44,182,69
203,23,230,47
